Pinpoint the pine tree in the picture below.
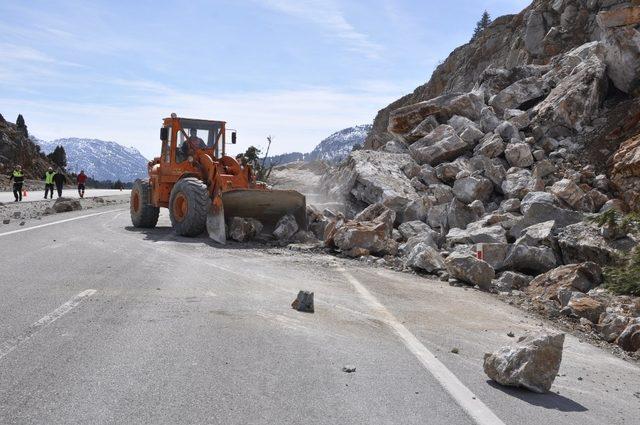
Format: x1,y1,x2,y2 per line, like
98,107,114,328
472,10,492,41
15,114,28,137
47,145,67,168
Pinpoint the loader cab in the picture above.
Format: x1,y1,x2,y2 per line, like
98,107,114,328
160,116,228,164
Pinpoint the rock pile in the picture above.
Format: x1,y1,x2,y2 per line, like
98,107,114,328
317,1,640,354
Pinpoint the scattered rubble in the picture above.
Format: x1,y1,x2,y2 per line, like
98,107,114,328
483,332,565,393
292,290,314,313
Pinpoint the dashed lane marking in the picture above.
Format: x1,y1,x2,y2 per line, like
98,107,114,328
340,268,506,425
0,209,126,238
0,289,97,361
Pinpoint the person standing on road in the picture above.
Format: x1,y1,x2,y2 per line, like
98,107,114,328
53,168,67,198
8,164,24,202
44,166,55,199
77,170,87,198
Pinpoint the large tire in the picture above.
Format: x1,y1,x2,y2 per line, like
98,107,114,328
130,179,159,228
169,177,210,237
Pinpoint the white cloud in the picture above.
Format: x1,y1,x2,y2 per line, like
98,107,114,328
1,80,403,159
256,0,382,59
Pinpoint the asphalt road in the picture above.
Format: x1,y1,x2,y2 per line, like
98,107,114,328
0,189,131,203
0,205,638,424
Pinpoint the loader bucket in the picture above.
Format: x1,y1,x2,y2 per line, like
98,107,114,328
206,203,227,245
221,189,307,234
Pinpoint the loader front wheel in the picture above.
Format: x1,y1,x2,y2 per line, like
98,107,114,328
169,177,209,237
130,179,159,228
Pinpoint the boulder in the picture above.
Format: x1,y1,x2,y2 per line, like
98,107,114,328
610,134,640,211
616,321,640,352
505,143,534,168
520,191,557,214
509,202,582,239
598,9,640,95
228,217,263,242
494,271,533,291
503,244,557,275
480,106,501,133
388,92,485,136
435,161,466,183
447,225,507,245
332,220,390,255
478,243,510,270
533,42,608,135
597,313,630,343
53,197,82,213
549,179,589,211
526,262,603,302
532,159,556,178
447,198,479,231
495,121,521,142
505,108,530,130
566,296,606,324
409,125,471,166
514,220,557,249
354,203,396,237
405,115,439,143
445,252,495,290
398,220,431,240
490,76,548,115
401,230,443,254
501,169,544,200
483,332,565,393
558,223,634,266
405,244,446,273
320,150,420,217
474,133,505,158
273,214,299,241
452,176,493,204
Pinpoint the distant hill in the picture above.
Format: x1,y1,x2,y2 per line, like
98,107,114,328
264,124,371,167
36,137,149,182
307,124,371,163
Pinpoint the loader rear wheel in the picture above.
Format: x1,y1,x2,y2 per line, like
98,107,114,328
130,179,159,228
169,177,209,237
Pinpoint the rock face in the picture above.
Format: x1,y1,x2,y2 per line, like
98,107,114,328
484,332,565,393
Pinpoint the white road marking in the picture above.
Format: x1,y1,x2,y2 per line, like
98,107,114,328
0,209,126,238
340,269,506,425
0,289,97,361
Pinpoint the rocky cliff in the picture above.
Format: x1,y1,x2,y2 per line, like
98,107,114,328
0,114,56,179
316,0,640,355
365,0,640,152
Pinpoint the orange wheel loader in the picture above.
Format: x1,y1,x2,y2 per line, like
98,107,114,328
130,114,306,243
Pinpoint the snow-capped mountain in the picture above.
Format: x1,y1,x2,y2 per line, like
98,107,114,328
36,137,148,182
306,124,371,163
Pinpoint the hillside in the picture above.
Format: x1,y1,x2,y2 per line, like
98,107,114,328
37,137,149,182
0,114,56,179
266,124,371,167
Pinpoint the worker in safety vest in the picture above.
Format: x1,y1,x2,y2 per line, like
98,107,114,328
8,165,24,202
44,167,55,199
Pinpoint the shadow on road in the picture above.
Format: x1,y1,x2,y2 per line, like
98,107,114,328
487,380,588,412
124,226,287,251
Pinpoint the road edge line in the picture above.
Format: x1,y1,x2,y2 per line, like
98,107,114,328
339,268,506,425
0,289,97,361
0,209,126,238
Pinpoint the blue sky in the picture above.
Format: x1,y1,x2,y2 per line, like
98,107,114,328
0,0,529,158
